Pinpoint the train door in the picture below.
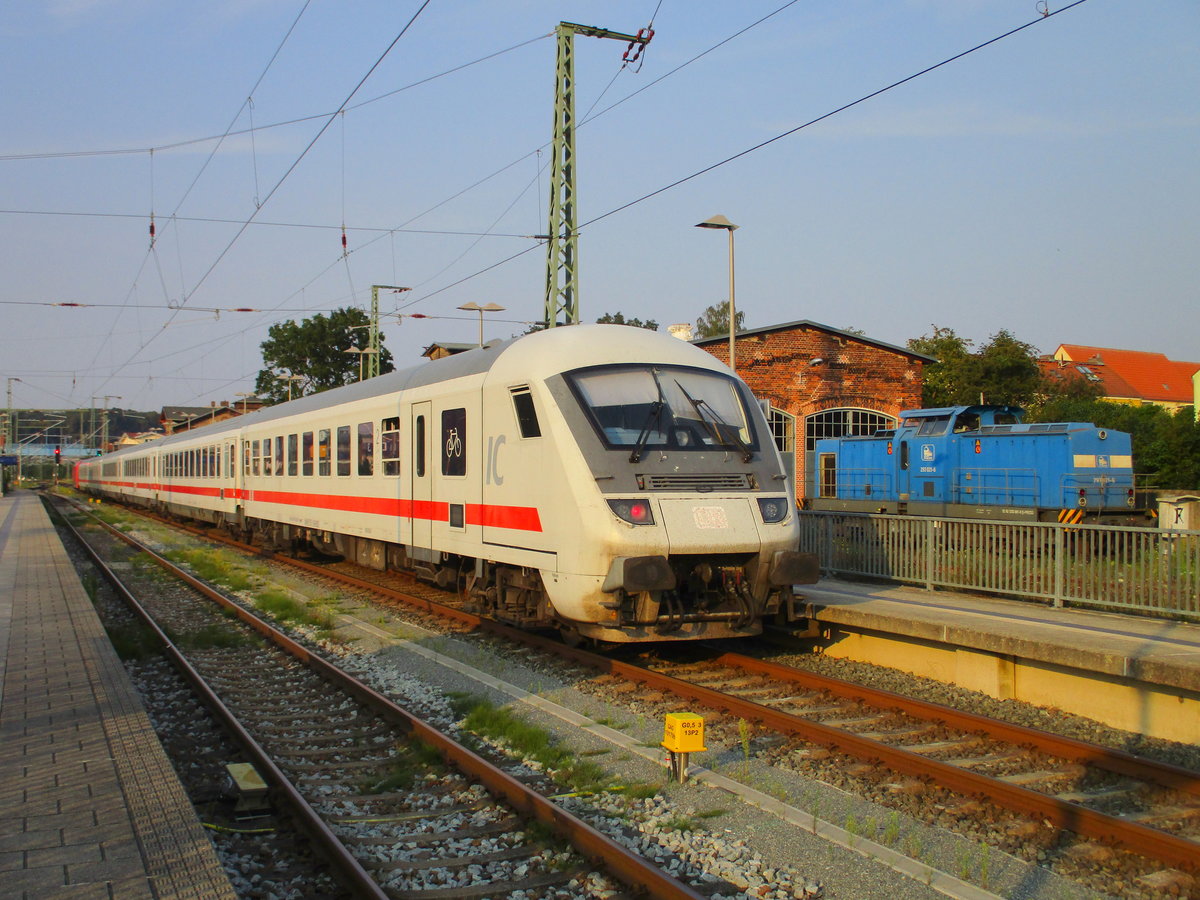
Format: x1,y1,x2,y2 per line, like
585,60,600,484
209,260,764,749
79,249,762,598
411,401,432,552
818,453,837,498
897,440,911,499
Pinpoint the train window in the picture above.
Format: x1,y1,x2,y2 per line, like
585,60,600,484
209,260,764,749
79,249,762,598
229,443,236,478
510,388,541,438
381,417,400,476
287,434,298,476
262,439,271,476
442,408,466,476
337,426,351,476
568,365,755,453
302,432,314,476
415,416,426,478
358,423,374,476
252,440,261,476
917,416,950,436
244,442,251,476
318,429,331,476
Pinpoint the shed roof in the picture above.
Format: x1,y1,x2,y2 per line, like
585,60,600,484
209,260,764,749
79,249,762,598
691,319,936,363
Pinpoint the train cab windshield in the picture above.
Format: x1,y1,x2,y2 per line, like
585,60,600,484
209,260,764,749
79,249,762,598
566,364,757,461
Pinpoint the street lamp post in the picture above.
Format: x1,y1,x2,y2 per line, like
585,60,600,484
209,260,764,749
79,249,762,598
695,215,739,371
343,347,377,382
275,375,303,402
456,302,507,348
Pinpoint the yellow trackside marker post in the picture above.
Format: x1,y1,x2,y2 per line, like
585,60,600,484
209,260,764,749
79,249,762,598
662,712,705,783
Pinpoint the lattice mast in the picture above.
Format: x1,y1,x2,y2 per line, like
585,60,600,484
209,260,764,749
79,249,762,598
544,22,651,328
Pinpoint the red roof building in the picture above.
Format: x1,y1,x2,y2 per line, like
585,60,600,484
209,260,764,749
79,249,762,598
1044,344,1200,415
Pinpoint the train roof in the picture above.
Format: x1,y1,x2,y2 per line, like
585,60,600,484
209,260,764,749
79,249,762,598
87,324,731,459
897,405,1025,419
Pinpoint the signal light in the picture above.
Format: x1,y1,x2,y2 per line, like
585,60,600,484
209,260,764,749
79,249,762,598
54,445,61,462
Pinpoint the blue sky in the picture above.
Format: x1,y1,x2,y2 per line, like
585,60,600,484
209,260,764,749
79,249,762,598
2,0,1196,412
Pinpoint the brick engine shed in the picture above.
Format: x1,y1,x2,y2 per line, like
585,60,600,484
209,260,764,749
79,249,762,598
693,320,934,500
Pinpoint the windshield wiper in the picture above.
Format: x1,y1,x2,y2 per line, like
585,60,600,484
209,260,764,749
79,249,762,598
674,380,753,462
629,368,667,463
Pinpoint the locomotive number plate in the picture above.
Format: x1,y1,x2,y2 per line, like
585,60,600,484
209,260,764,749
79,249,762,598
692,506,729,529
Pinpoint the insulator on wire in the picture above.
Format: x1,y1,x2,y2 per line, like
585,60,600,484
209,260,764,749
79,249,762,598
341,227,348,255
149,214,156,247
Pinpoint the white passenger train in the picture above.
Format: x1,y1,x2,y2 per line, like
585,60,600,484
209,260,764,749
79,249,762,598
77,325,816,643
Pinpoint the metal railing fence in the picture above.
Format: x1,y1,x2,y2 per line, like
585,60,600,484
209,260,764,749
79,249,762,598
797,511,1200,619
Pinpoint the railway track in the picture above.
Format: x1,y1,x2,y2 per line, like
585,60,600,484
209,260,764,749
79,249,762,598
68,496,1200,893
55,500,708,900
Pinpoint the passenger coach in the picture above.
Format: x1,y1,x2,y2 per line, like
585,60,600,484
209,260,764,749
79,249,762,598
78,325,816,643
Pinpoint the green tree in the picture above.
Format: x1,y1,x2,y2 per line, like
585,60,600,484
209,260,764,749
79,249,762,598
694,301,745,339
975,330,1042,407
908,326,1043,408
907,326,979,407
254,307,394,405
595,311,659,330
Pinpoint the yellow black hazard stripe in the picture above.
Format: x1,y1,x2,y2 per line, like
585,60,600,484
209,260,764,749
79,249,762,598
1058,508,1085,525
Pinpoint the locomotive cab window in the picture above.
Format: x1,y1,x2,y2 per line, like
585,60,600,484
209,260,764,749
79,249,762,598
510,388,541,438
381,417,400,476
917,416,950,436
442,408,466,477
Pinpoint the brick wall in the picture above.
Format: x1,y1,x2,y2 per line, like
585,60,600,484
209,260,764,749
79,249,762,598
697,324,925,497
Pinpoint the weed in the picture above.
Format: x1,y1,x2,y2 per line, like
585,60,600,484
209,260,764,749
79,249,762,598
661,816,694,832
614,787,662,801
459,698,612,794
863,815,878,842
738,718,752,761
845,814,859,848
105,623,158,661
81,572,99,603
695,808,726,820
580,748,611,757
176,624,250,651
905,833,924,862
882,811,901,846
957,843,973,880
980,842,991,890
810,795,821,834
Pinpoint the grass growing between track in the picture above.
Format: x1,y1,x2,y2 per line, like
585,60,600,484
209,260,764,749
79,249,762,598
448,693,663,799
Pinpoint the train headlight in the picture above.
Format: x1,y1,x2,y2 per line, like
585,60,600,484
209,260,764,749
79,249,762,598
757,497,790,523
608,499,655,525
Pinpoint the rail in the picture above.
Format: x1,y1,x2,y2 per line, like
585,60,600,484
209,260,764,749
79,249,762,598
797,511,1200,619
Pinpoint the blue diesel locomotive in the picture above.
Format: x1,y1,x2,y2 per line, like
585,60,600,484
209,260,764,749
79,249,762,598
807,405,1146,524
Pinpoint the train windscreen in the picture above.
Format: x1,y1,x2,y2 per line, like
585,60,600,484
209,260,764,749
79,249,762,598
566,364,757,457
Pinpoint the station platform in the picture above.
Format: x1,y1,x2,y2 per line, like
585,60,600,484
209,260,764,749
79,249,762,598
0,491,236,899
799,577,1200,744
